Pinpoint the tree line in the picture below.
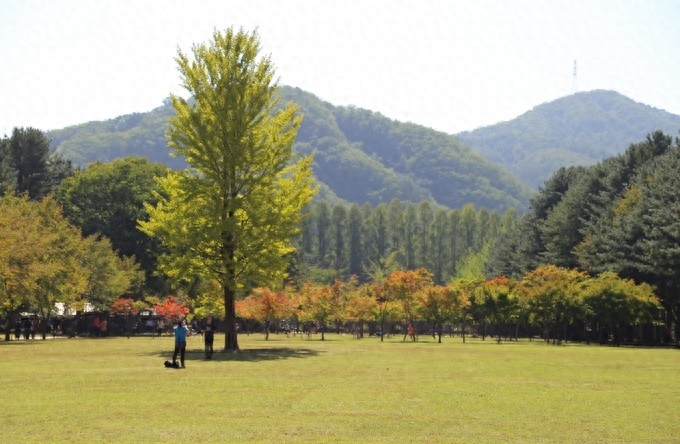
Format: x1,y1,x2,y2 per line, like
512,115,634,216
487,130,680,343
0,193,143,340
295,200,517,285
235,267,661,345
2,127,678,346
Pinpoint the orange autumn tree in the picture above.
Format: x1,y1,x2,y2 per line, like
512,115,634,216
110,297,143,316
154,296,190,323
111,297,144,338
344,282,379,338
298,282,338,341
372,283,394,342
329,277,352,334
235,295,259,335
417,284,469,343
238,288,296,340
382,268,433,340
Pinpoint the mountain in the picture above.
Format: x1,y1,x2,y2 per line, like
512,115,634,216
49,99,181,169
49,86,532,212
456,90,680,189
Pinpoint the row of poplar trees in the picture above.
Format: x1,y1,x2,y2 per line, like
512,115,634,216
295,200,517,286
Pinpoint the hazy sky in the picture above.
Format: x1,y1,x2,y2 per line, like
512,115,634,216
2,0,679,137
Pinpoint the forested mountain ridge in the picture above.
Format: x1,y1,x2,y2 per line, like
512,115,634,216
48,86,532,213
457,90,680,189
49,100,180,168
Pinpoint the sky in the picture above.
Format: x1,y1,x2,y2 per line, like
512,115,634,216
1,0,680,137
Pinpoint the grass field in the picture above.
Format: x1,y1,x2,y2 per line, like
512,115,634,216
1,332,678,443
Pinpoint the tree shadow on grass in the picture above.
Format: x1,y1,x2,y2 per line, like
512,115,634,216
152,346,322,363
0,340,38,346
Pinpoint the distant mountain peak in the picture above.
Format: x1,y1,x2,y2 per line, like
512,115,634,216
456,89,680,189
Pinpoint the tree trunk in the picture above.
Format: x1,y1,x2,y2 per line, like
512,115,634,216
223,284,239,351
380,314,385,342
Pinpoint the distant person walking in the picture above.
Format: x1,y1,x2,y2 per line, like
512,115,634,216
408,324,417,341
204,316,216,359
156,318,165,337
30,318,38,340
172,319,189,368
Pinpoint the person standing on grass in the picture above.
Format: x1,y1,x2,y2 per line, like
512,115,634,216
23,318,31,340
204,316,216,359
156,318,165,337
173,319,189,368
93,316,100,337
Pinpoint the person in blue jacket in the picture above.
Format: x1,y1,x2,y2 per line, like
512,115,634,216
172,319,189,368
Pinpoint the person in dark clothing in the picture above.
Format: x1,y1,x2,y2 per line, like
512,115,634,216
23,318,30,340
204,316,216,359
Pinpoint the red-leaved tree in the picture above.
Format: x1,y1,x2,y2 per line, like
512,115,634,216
110,297,144,338
154,296,189,322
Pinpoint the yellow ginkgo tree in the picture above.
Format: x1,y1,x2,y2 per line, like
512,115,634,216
140,28,316,351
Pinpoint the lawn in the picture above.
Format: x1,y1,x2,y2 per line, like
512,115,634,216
1,332,678,443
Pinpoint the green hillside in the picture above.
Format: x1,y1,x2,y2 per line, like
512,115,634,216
49,86,533,212
457,90,680,189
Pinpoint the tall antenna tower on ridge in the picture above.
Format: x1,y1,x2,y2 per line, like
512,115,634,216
572,60,578,94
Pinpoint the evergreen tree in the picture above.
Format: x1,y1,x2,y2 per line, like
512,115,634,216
404,204,417,269
361,203,378,268
416,201,434,271
583,142,680,339
347,203,363,278
447,208,461,278
371,203,389,261
476,208,491,249
4,127,73,200
430,208,449,284
332,204,348,273
315,201,332,267
387,198,406,267
0,136,16,195
459,204,477,254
